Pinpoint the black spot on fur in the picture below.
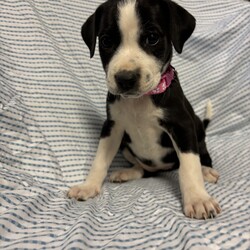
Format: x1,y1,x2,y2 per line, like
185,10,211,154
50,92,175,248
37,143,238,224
159,132,173,148
200,153,212,167
106,92,120,121
199,141,213,167
100,120,114,138
143,170,159,178
139,158,153,166
162,151,178,164
120,131,132,150
107,92,119,103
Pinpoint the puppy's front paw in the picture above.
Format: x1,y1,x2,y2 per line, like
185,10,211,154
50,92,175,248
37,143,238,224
67,183,100,201
184,192,221,219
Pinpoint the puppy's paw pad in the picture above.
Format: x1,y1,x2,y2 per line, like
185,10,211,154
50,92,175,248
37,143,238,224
67,183,100,201
184,195,221,220
202,166,219,183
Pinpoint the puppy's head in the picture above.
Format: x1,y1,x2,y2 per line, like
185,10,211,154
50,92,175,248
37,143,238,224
82,0,195,98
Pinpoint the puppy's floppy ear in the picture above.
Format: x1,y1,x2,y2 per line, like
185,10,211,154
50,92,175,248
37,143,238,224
81,6,103,58
168,1,196,54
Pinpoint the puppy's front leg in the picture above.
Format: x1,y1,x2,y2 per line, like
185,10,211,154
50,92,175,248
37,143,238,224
163,121,221,219
68,120,123,200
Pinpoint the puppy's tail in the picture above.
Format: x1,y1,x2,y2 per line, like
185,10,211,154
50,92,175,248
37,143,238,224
203,99,213,130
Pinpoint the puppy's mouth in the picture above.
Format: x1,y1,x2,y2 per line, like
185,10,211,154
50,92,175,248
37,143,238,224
107,88,142,98
107,75,161,99
108,84,154,99
120,92,145,99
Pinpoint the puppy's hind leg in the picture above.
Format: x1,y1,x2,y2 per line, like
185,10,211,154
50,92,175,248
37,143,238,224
202,166,219,184
109,147,144,183
109,165,144,183
199,141,219,184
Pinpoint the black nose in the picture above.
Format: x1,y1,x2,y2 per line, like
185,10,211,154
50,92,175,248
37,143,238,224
115,70,140,92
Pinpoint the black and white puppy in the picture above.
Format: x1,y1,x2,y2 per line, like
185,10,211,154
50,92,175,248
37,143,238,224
68,0,221,219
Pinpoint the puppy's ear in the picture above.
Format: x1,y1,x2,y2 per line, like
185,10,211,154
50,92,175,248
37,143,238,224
81,6,103,58
168,1,196,54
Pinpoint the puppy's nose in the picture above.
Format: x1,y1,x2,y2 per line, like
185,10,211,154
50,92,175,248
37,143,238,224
115,70,140,92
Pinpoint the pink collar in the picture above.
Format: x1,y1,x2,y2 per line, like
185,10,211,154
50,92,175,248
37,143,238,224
145,65,174,95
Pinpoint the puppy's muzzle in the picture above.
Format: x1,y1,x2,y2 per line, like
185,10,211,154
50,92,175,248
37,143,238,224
114,69,140,93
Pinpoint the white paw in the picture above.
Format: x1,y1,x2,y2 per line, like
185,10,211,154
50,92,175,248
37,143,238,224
67,182,100,201
184,192,221,219
202,166,219,183
109,168,143,183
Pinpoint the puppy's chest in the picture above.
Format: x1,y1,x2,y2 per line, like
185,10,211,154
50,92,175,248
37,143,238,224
110,97,172,163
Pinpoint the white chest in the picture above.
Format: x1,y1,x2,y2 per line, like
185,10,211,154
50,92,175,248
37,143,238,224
110,96,173,167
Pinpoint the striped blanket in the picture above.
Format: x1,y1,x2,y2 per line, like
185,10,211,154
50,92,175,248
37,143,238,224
0,0,249,249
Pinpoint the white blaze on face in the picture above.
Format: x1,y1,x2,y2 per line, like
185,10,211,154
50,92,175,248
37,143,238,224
119,0,139,48
106,0,162,95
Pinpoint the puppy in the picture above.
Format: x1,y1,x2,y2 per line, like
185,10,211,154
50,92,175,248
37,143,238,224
68,0,221,219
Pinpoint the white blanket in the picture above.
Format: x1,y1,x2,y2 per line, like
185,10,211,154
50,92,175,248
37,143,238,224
0,0,249,249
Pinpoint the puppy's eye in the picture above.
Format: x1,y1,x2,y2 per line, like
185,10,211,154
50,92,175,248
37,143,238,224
100,35,113,49
145,33,160,46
